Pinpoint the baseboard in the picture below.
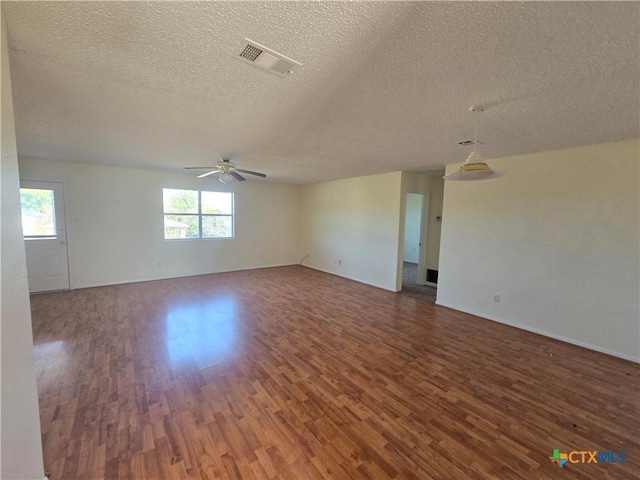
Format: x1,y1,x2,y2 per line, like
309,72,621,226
71,263,297,290
435,301,640,363
301,264,397,292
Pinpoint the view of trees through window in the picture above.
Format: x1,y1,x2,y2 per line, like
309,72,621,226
163,189,233,239
20,188,57,237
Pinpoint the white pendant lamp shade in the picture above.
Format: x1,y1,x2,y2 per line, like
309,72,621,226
444,151,504,181
444,105,504,181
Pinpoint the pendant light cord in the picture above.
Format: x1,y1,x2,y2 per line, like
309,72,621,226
473,107,479,153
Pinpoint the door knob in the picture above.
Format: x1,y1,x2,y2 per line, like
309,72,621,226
60,240,66,245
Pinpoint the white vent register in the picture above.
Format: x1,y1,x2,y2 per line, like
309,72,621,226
233,39,301,77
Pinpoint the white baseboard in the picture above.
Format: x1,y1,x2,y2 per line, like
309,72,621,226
71,263,297,290
436,301,640,363
301,264,397,292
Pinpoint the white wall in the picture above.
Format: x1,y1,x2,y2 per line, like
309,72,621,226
0,9,46,479
402,193,422,263
299,171,403,291
18,158,300,288
438,140,640,361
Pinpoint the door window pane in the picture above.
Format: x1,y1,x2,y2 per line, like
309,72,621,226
20,188,56,237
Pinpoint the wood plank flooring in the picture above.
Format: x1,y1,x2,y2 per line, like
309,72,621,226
30,266,639,479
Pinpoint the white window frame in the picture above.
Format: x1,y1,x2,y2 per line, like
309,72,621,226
163,189,234,240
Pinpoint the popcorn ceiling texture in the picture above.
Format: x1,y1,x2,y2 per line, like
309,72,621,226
3,2,639,184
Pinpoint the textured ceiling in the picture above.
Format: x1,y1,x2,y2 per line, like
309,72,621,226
4,1,639,184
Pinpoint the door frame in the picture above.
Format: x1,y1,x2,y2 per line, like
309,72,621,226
400,191,429,287
415,192,429,285
20,179,71,292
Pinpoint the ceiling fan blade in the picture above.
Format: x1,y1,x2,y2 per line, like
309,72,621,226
184,166,218,169
197,170,220,179
236,168,266,178
230,171,246,181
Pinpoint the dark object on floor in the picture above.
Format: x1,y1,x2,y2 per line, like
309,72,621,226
426,269,438,284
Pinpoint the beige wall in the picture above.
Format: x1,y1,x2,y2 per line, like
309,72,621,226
424,174,444,271
438,140,640,361
18,157,301,288
0,9,46,479
299,171,403,291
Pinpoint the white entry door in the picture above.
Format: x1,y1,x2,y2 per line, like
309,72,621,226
20,181,70,293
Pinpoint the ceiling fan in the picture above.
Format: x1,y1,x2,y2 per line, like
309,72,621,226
184,159,267,184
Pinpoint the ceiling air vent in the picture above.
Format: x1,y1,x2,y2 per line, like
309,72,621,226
233,39,301,78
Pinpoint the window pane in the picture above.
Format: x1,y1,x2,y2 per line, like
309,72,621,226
201,191,232,214
20,188,56,237
163,188,198,214
164,215,199,239
202,215,232,238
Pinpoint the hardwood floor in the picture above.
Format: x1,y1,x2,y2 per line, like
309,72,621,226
30,266,639,479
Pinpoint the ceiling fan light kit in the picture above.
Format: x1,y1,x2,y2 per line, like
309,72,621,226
444,105,505,182
219,173,234,184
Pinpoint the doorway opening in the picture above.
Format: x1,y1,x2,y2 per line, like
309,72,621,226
401,192,437,303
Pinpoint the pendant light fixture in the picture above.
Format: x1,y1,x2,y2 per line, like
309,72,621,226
444,105,505,181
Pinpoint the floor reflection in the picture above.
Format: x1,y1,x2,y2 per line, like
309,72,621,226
165,297,238,368
34,339,65,355
33,340,67,382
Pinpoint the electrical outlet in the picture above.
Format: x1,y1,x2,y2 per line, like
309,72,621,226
338,259,342,266
493,294,500,303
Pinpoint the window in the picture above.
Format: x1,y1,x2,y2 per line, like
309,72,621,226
20,188,57,238
163,188,233,239
201,191,233,238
